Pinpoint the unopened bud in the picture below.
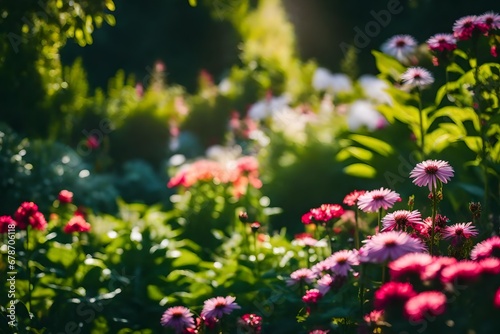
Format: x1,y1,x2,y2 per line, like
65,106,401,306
250,222,261,232
238,211,249,223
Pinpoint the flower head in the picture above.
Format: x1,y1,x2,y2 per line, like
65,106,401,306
381,210,423,232
14,202,47,231
360,231,426,263
421,256,457,281
389,253,433,282
363,310,384,326
201,296,240,319
374,282,417,310
343,190,366,206
302,289,322,304
410,160,454,191
160,306,196,333
442,222,478,246
381,35,417,63
440,261,482,284
453,15,488,40
357,188,401,213
404,291,447,322
326,249,359,276
427,33,457,52
479,258,500,275
287,268,316,286
63,215,91,234
401,67,435,89
470,236,500,260
238,313,262,334
304,204,345,224
293,233,321,247
58,190,74,204
479,11,500,32
0,216,16,234
494,288,500,308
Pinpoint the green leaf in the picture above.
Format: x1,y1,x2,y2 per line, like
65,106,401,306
463,136,482,153
348,134,393,156
429,106,480,132
343,163,377,178
372,50,406,80
188,0,197,6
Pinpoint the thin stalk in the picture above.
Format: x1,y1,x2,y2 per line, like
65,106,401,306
377,208,383,233
430,185,438,256
26,227,32,314
354,208,360,249
358,264,366,316
417,88,425,160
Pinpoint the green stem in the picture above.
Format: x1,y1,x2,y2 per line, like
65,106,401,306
377,208,383,233
26,227,32,314
417,88,425,160
430,186,438,256
354,209,360,249
358,264,365,316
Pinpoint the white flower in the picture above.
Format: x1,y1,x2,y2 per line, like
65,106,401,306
358,75,392,105
247,95,290,120
218,78,232,95
328,74,353,94
347,100,387,131
312,67,334,91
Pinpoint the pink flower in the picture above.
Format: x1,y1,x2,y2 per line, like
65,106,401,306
381,35,417,62
471,236,500,260
287,268,316,286
309,330,330,334
239,313,262,333
326,249,359,276
293,233,320,247
316,274,346,295
357,188,401,213
404,291,447,322
201,296,240,319
479,258,500,275
0,216,16,234
401,67,435,89
360,231,426,263
63,215,91,233
381,210,423,232
160,306,196,333
14,202,47,231
343,190,366,206
494,288,500,308
410,160,454,191
479,11,500,32
58,190,73,204
86,135,100,150
374,282,417,310
303,204,345,224
421,256,457,281
302,289,322,304
453,15,488,40
491,45,499,58
440,261,482,284
442,222,478,245
364,310,384,325
427,33,457,52
311,259,332,276
389,253,433,282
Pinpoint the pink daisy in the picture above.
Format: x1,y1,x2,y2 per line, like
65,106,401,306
427,33,457,52
316,274,334,295
311,259,332,276
357,188,401,213
302,289,322,304
287,268,316,286
389,253,433,282
453,15,488,40
381,210,423,232
401,67,435,89
440,261,482,284
442,222,478,245
479,11,500,31
374,282,417,310
381,35,417,62
160,306,196,333
410,160,454,191
343,190,366,206
404,291,447,322
201,296,241,319
326,249,359,276
421,256,457,281
470,236,500,260
360,231,426,263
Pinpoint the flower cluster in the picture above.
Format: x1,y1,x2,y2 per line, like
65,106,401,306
301,204,345,225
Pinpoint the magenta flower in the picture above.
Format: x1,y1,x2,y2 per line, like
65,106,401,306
326,249,359,276
302,289,322,304
63,215,91,234
389,253,433,282
302,204,345,224
479,258,500,275
427,33,457,52
287,268,316,286
381,35,417,62
239,313,262,333
58,190,74,204
442,222,478,245
421,256,457,281
357,188,401,213
410,160,454,191
479,11,500,31
160,306,196,333
201,296,240,319
470,236,500,260
453,15,488,40
0,216,16,234
404,291,447,321
14,202,47,231
401,67,435,89
381,210,423,232
364,310,384,325
374,282,417,310
343,190,366,206
494,288,500,309
360,231,426,263
440,261,482,284
309,330,330,334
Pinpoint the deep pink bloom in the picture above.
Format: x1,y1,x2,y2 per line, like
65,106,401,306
427,33,457,52
160,306,195,333
479,12,500,32
63,215,91,234
201,296,240,319
401,67,435,89
374,282,417,310
440,261,482,284
364,310,384,325
304,204,345,224
287,268,316,286
326,249,359,276
410,160,454,191
404,291,447,321
381,35,417,62
442,222,478,245
479,258,500,275
239,313,262,333
357,188,401,213
309,330,330,334
494,288,500,308
453,15,488,40
14,202,47,231
302,289,322,304
343,190,366,206
360,231,426,263
389,253,433,282
381,210,423,232
0,216,16,234
421,256,457,281
471,236,500,260
491,45,499,58
86,135,100,150
58,190,73,204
